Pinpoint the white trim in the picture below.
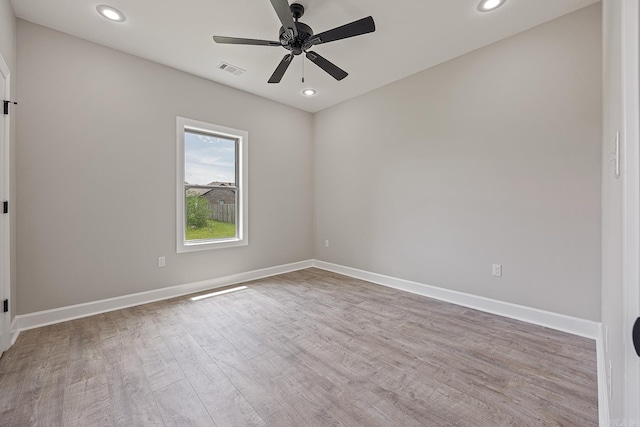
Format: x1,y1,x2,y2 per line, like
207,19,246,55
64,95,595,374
621,0,640,422
176,116,249,253
0,53,10,354
597,327,611,427
312,260,601,339
12,260,312,332
10,317,18,346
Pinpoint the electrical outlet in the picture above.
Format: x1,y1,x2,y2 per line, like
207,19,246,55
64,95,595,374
325,240,329,248
158,256,166,268
492,264,502,277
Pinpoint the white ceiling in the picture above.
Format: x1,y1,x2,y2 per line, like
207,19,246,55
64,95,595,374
11,0,599,113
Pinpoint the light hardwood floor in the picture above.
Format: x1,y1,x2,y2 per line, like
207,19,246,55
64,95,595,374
0,268,598,426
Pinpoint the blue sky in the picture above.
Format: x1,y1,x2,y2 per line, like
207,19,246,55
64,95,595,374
185,131,236,185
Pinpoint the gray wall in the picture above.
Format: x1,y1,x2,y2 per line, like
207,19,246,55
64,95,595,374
0,0,16,318
313,5,602,321
15,5,603,323
16,20,313,314
0,0,15,70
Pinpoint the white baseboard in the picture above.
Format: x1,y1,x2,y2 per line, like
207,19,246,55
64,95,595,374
10,317,19,345
14,259,601,340
312,260,601,340
596,329,610,427
12,260,313,333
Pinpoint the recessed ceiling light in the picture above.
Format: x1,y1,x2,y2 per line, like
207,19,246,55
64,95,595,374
96,5,126,22
477,0,507,12
302,88,317,96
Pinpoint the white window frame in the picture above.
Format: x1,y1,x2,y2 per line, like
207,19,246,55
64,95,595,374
176,117,248,253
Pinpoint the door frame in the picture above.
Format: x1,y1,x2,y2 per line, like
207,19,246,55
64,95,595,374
622,0,640,421
0,52,10,354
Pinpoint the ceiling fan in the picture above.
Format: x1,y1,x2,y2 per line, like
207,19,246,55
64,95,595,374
213,0,376,83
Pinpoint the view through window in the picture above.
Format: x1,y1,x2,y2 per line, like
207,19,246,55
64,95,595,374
176,116,247,252
184,129,238,242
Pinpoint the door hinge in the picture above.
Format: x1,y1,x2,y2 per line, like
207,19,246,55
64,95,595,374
2,201,7,214
3,100,17,115
2,299,7,313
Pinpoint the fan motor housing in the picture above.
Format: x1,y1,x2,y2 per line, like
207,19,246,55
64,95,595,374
279,22,313,55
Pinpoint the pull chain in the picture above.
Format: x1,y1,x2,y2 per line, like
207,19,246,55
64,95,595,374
302,54,305,83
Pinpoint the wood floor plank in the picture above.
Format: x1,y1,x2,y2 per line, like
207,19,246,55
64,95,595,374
104,347,164,426
161,331,265,427
62,374,113,427
66,317,106,386
203,338,309,427
0,410,13,427
0,330,40,424
153,378,215,427
138,334,186,392
201,297,274,360
9,353,68,427
177,305,225,348
250,351,349,427
0,268,598,426
256,348,431,427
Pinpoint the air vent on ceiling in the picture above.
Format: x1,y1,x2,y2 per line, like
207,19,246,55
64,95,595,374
218,62,245,76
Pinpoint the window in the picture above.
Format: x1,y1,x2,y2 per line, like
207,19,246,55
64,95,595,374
176,117,248,252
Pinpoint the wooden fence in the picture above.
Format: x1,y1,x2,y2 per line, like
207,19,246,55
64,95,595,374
210,204,235,224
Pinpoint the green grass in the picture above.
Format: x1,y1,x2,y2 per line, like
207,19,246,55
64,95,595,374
186,219,236,241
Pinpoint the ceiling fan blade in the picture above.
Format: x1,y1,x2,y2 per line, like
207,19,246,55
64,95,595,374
305,16,375,48
268,54,294,83
213,36,281,46
270,0,298,40
305,51,348,81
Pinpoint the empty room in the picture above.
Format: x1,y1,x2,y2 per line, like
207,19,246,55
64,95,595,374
0,0,638,426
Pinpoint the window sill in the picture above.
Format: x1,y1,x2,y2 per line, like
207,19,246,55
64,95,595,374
177,237,248,253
